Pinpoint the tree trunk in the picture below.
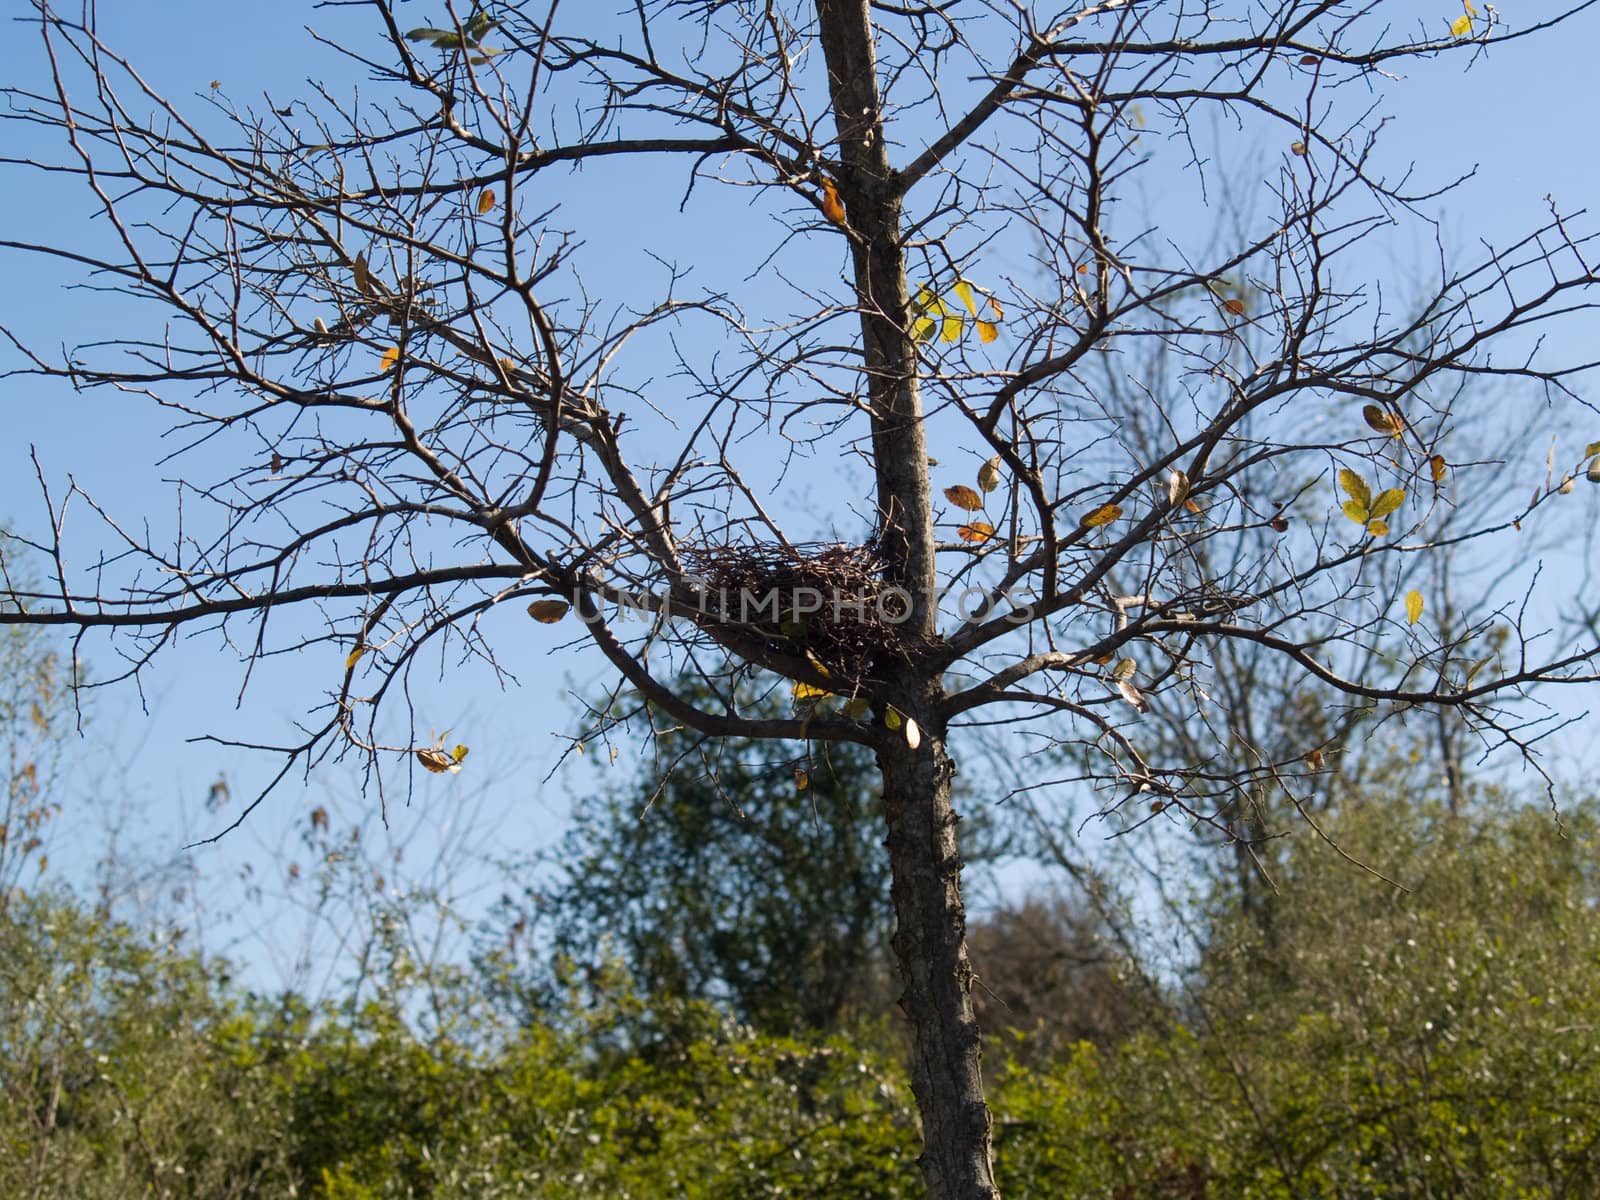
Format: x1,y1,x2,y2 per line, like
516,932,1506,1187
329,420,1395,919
879,699,999,1200
811,3,1000,1192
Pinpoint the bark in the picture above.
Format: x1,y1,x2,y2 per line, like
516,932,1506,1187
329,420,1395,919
812,3,1000,1194
879,699,999,1200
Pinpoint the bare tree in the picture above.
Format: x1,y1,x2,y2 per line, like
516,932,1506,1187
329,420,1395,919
4,2,1600,1194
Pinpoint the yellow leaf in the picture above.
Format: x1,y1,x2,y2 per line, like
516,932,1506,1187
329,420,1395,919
1449,12,1471,36
527,599,570,624
884,706,904,731
452,744,469,763
988,297,1004,321
1405,590,1424,625
1584,441,1600,458
951,279,979,316
1112,657,1137,681
957,522,995,544
1081,503,1123,528
1341,499,1369,525
1430,454,1448,484
941,314,963,343
945,484,984,512
1369,488,1405,520
976,320,999,343
794,766,810,792
977,456,1002,493
379,346,401,373
820,177,846,225
793,680,831,701
1463,0,1477,13
1366,519,1389,537
477,188,496,214
912,316,938,342
345,645,366,670
1337,468,1371,509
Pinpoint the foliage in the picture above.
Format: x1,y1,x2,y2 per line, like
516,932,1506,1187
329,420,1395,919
994,794,1600,1198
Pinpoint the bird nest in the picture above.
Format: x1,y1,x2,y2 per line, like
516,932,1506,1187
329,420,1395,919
681,540,915,687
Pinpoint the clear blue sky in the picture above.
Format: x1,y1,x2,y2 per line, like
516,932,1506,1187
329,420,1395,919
3,2,1599,989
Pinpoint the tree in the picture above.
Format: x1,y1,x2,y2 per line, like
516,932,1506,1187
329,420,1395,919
500,680,902,1038
3,2,1600,1193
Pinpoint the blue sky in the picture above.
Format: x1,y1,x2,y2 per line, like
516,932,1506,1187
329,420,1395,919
4,1,1600,988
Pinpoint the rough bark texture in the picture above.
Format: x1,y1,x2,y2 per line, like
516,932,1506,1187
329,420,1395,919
879,702,999,1199
813,2,999,1195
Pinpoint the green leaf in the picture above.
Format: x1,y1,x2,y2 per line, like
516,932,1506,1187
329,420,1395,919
1340,499,1369,525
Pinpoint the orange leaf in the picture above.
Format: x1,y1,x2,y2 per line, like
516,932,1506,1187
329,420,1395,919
820,177,846,226
957,522,995,544
527,600,570,624
476,188,496,214
1222,297,1248,316
378,346,401,373
1430,454,1448,484
944,485,984,512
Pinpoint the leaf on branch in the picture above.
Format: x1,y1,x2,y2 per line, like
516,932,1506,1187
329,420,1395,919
904,717,922,750
1167,469,1190,508
977,456,1002,493
1369,488,1406,520
452,745,469,764
957,522,995,544
1363,404,1403,436
1405,590,1424,625
416,747,461,774
378,346,401,373
1338,467,1372,511
1584,441,1600,458
1081,503,1123,528
1367,519,1390,537
1112,657,1137,681
820,177,846,226
527,600,570,624
1117,679,1148,712
884,706,904,731
952,279,978,315
944,485,984,512
353,252,374,296
477,189,496,214
793,680,832,701
345,645,366,670
1222,297,1248,316
843,696,871,720
310,806,329,833
794,766,810,792
1588,456,1600,484
1449,12,1472,37
1431,454,1448,484
1291,141,1308,156
1269,515,1290,532
976,320,999,343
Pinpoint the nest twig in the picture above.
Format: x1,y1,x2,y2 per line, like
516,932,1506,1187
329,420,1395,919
681,541,915,690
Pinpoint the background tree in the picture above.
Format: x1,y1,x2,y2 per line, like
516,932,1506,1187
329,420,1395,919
4,2,1600,1194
